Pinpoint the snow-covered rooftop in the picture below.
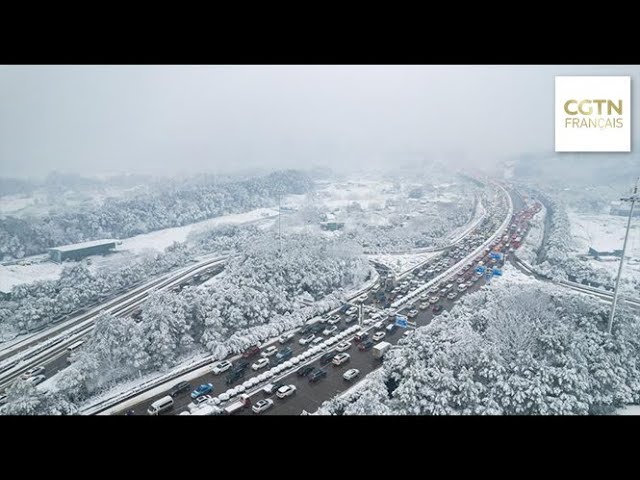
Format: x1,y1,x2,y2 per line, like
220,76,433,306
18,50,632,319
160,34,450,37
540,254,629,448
49,239,118,252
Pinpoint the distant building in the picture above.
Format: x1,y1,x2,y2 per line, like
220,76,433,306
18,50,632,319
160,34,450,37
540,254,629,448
320,221,344,231
49,239,117,263
610,201,640,217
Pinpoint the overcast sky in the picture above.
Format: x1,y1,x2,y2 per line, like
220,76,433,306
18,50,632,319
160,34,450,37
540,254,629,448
0,65,637,179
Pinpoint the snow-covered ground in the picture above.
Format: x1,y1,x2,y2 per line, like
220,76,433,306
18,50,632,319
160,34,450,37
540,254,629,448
567,210,640,291
118,207,279,254
616,405,640,415
0,194,37,216
568,211,640,256
315,180,397,210
0,207,280,293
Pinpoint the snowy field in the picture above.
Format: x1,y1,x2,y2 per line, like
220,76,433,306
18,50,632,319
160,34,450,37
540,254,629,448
315,180,397,210
0,194,37,216
0,207,280,293
568,211,640,257
118,207,279,254
567,210,640,290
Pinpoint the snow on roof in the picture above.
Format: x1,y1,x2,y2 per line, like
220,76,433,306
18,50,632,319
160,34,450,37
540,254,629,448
49,239,118,253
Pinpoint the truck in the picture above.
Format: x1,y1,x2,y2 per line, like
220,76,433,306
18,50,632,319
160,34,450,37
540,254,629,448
223,394,251,415
372,341,392,360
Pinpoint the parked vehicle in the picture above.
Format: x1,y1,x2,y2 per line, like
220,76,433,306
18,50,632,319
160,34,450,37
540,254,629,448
169,381,191,397
242,344,261,359
432,304,444,314
319,352,335,365
308,368,327,383
299,333,316,345
372,331,386,342
252,398,274,414
261,345,278,357
279,332,295,344
276,385,297,398
359,340,375,351
191,383,214,399
343,369,360,381
226,369,244,385
354,331,368,343
275,347,294,364
211,360,232,374
335,341,352,352
373,341,392,359
332,353,350,366
147,395,174,415
297,364,315,377
223,394,251,415
252,358,270,371
322,325,338,336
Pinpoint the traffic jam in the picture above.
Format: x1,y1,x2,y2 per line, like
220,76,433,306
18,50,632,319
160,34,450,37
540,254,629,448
133,199,542,416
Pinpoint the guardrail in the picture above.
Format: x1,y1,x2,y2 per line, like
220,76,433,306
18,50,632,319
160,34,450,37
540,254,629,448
85,267,381,415
391,184,513,310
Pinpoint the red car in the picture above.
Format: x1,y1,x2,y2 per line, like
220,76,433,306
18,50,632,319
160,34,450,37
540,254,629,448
242,344,261,359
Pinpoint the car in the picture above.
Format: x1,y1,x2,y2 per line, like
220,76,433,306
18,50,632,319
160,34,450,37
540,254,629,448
385,324,398,335
372,331,386,341
358,294,368,302
373,320,385,330
447,292,458,300
21,365,46,379
335,341,352,352
322,325,338,336
345,306,358,316
263,382,285,395
299,333,316,345
344,314,357,324
242,344,261,358
457,284,467,292
332,352,350,366
297,364,316,377
252,398,274,414
261,345,278,357
343,368,360,381
276,385,297,398
308,368,327,383
327,316,341,325
191,383,214,399
407,309,418,318
310,336,324,346
311,323,325,334
319,352,336,365
429,296,439,304
275,347,294,364
419,293,430,301
211,360,232,374
279,332,295,344
419,302,429,310
432,304,444,314
358,340,374,351
192,395,212,407
252,358,270,371
25,374,46,385
428,286,439,294
354,331,368,343
465,281,474,288
169,381,191,397
226,369,245,385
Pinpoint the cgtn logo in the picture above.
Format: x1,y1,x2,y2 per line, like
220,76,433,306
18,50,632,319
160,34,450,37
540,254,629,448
555,76,631,152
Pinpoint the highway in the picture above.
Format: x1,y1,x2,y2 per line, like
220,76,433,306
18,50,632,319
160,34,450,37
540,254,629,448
0,255,227,392
108,184,514,415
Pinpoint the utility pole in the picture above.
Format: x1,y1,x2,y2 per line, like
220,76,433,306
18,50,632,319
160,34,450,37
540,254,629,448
608,177,639,334
278,193,282,254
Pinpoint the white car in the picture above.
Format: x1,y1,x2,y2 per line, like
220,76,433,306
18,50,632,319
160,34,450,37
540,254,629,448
299,333,316,345
457,284,467,292
372,331,386,341
419,302,429,310
345,306,358,316
276,385,297,399
252,398,274,414
447,292,458,300
211,360,233,374
428,286,439,294
327,316,341,325
322,325,338,336
429,296,439,304
25,374,46,385
332,352,351,366
310,336,324,346
373,320,384,330
252,358,270,371
335,341,352,352
407,310,418,318
261,345,278,357
419,293,430,301
279,332,295,344
343,369,360,381
21,365,45,379
192,395,212,407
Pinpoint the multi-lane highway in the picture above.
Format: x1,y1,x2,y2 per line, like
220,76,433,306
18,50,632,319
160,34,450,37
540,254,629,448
106,184,514,416
0,255,228,392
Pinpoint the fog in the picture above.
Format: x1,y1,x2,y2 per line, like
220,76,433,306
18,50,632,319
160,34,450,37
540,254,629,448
0,65,637,179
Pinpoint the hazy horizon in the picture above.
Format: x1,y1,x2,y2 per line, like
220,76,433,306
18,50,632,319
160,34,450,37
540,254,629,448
1,65,637,179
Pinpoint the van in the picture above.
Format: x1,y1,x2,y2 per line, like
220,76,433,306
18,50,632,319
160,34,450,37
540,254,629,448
147,395,174,415
354,331,368,343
